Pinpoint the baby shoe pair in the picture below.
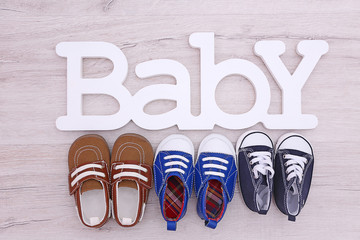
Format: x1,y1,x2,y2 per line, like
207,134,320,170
68,134,153,228
237,131,314,221
153,134,237,231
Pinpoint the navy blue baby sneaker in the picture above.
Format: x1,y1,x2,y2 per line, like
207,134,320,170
274,133,314,222
195,134,237,229
153,134,195,231
236,131,275,215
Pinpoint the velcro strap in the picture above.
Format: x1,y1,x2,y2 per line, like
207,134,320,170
111,162,152,189
68,160,109,195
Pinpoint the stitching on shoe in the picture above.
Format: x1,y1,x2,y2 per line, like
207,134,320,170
298,153,313,208
114,141,146,180
116,141,145,163
74,145,102,167
184,158,193,185
228,170,237,198
153,163,159,194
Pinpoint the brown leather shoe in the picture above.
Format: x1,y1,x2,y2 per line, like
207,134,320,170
68,134,111,228
110,133,154,227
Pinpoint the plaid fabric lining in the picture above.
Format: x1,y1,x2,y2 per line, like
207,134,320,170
206,179,224,220
164,176,184,220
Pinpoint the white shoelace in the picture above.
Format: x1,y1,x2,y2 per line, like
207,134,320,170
248,151,274,179
113,164,148,182
70,163,105,187
202,156,228,178
164,155,189,174
283,154,308,182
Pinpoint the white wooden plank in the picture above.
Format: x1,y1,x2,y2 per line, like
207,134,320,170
0,1,360,239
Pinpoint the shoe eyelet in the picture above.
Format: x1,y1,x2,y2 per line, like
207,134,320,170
247,153,251,158
283,154,286,159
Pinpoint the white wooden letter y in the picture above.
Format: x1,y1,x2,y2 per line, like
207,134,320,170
255,40,329,129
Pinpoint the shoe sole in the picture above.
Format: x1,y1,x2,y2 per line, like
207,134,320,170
155,134,195,166
276,132,303,151
275,132,313,155
235,130,273,155
197,133,236,166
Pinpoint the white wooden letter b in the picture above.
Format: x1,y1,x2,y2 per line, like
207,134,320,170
56,42,132,130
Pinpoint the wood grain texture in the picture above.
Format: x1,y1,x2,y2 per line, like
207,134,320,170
0,1,359,239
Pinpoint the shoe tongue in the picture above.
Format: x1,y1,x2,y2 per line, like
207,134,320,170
165,171,188,192
160,172,188,200
166,170,185,182
118,179,138,190
206,175,224,187
257,171,270,187
205,175,229,200
288,178,299,194
81,179,103,194
250,145,272,152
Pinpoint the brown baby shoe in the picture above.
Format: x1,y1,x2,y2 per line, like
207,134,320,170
68,134,111,228
111,133,154,227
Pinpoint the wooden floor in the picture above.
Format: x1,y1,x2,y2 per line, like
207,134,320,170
1,1,360,239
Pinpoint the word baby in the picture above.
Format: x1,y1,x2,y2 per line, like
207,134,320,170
56,32,328,131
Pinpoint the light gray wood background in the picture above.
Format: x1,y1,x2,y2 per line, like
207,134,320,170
1,1,359,239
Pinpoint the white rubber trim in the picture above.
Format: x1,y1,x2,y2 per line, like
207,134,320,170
235,130,272,156
197,133,236,166
111,199,115,219
275,132,305,151
109,199,112,218
155,134,195,166
139,203,146,222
